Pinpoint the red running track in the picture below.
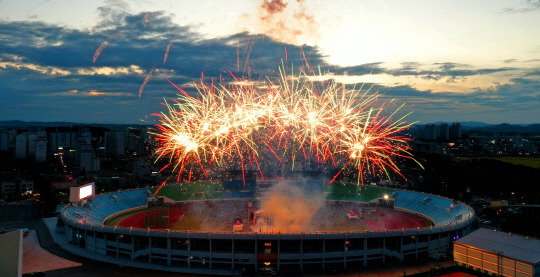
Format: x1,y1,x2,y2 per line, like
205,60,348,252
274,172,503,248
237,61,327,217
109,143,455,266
363,210,428,230
119,206,428,231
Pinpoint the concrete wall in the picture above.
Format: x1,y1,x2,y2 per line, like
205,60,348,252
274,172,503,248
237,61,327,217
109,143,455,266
0,230,23,277
62,220,472,273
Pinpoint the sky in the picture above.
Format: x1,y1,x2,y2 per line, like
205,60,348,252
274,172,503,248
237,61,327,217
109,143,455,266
0,0,539,124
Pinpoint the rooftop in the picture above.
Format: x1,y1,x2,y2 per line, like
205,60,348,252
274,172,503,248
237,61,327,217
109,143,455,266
455,228,540,265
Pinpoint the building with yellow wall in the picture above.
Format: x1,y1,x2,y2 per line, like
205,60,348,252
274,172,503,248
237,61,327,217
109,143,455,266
454,228,540,277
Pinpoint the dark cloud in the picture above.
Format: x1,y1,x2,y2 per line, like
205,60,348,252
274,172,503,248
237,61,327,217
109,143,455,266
374,78,540,124
0,11,326,123
384,61,516,79
0,8,538,124
421,75,442,81
502,0,540,13
400,62,421,71
526,69,540,76
333,62,385,76
433,62,465,71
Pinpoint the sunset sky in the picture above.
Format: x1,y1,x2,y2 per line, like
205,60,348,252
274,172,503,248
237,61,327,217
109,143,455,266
1,0,539,124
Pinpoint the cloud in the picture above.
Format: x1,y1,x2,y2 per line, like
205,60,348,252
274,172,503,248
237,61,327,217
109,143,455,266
44,90,133,97
76,65,145,76
502,0,540,13
0,60,70,76
386,62,516,79
0,6,538,124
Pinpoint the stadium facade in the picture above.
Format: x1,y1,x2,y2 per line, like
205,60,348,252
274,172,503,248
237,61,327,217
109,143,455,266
58,186,475,274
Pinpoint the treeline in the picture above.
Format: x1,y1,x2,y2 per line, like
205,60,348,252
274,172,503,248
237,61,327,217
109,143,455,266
412,154,540,203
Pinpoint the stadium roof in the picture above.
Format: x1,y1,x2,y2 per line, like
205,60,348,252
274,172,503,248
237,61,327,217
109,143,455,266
455,228,540,265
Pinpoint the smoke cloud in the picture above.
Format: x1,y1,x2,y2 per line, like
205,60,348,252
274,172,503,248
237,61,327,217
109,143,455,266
253,0,319,46
256,180,324,233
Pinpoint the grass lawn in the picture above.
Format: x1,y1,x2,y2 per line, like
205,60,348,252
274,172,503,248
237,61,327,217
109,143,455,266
326,183,394,202
150,181,224,201
456,156,540,169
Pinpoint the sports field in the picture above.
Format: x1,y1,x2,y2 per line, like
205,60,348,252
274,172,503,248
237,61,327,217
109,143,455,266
151,181,393,203
456,156,540,169
326,183,394,202
149,181,224,201
107,199,428,232
108,182,416,232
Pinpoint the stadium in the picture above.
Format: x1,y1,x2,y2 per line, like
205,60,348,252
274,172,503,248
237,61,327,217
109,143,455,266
58,180,475,275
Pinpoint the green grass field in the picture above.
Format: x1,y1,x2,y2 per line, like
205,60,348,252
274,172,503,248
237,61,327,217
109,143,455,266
149,181,224,201
456,156,540,169
326,183,394,202
107,182,401,231
149,180,391,203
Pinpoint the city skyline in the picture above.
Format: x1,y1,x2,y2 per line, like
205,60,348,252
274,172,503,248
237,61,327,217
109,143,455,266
0,0,539,124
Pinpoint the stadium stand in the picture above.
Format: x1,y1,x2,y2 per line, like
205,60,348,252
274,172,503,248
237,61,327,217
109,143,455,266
392,190,473,226
58,186,475,274
64,189,148,225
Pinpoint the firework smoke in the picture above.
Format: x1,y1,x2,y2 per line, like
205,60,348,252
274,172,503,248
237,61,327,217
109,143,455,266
256,181,323,233
256,0,318,45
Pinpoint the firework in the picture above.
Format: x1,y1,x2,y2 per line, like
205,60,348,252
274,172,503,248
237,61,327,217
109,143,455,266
163,41,173,64
139,66,155,98
92,41,108,63
92,31,122,63
153,65,420,193
143,12,152,27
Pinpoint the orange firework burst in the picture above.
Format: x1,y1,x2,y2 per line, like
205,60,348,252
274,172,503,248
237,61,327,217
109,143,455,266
153,65,421,194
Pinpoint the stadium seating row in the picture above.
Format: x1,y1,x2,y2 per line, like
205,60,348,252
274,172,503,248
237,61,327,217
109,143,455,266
64,189,149,225
392,190,473,226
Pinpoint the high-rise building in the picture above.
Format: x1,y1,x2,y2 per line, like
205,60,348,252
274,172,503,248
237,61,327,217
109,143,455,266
15,134,27,160
27,133,37,159
424,124,437,140
92,157,101,172
105,128,126,157
439,123,449,140
47,127,77,153
134,159,151,178
450,123,462,139
80,148,93,174
35,139,47,163
76,133,92,169
0,129,12,152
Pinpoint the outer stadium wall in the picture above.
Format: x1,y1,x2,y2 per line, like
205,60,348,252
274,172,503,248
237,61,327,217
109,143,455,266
58,188,475,274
